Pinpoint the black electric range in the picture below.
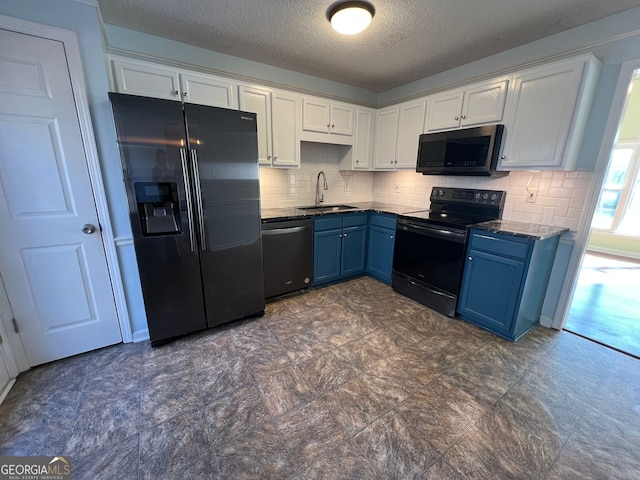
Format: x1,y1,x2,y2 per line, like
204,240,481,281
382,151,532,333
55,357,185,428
392,187,506,317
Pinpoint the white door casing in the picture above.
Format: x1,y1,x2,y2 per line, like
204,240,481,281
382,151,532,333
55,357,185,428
0,27,123,366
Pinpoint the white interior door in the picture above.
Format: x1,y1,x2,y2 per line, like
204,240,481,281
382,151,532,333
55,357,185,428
0,347,10,397
0,28,122,366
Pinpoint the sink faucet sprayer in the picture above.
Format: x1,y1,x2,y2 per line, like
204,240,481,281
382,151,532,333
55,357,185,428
316,171,328,206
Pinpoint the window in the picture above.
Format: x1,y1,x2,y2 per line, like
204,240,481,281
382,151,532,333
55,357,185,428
592,70,640,237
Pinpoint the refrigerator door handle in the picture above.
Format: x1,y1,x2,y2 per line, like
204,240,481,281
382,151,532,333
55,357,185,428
180,148,197,252
190,148,207,251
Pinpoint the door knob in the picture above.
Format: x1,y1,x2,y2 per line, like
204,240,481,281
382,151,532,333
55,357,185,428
81,224,96,234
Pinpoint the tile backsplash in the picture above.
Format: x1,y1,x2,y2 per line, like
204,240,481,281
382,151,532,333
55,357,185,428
259,144,593,230
372,170,594,230
259,142,374,208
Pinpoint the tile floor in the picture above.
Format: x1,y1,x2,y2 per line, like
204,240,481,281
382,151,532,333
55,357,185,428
0,277,638,479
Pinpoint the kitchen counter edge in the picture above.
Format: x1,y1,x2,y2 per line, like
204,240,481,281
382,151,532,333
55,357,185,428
471,220,569,240
261,203,411,222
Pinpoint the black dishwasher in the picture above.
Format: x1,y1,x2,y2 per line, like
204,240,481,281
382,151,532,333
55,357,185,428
261,218,313,298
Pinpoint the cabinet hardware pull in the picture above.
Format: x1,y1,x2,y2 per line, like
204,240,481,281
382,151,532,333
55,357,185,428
461,114,466,119
468,256,473,261
454,116,459,120
174,90,179,95
331,124,335,128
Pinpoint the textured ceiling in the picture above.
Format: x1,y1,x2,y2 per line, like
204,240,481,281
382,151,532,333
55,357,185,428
98,0,640,92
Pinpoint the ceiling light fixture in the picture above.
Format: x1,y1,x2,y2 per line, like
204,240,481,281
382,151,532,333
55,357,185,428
327,1,375,35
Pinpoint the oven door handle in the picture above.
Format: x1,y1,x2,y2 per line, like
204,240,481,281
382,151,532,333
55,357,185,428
397,221,466,243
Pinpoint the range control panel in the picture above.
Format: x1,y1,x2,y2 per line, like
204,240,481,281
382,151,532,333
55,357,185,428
430,187,506,206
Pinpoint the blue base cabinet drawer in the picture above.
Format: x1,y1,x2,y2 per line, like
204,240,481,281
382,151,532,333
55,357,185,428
458,229,560,341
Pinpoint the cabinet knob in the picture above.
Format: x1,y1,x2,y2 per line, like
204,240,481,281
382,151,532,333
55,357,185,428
183,92,188,96
394,160,398,164
174,90,179,96
267,155,271,160
461,115,466,119
273,156,278,161
390,161,393,165
390,235,394,239
355,160,359,164
343,233,348,237
454,116,459,120
501,155,507,159
331,124,335,128
468,256,473,261
327,124,331,128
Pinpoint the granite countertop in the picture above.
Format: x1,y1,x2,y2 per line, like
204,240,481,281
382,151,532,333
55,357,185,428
261,202,414,221
472,219,569,240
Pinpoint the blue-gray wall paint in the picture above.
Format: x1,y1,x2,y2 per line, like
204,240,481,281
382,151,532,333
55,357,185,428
2,0,640,339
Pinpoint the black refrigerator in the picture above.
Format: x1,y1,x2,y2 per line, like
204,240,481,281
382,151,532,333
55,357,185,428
109,93,265,346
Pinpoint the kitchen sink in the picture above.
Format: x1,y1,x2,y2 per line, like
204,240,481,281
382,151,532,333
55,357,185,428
297,204,357,212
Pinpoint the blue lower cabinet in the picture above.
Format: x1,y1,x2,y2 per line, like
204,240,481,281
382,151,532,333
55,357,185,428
458,249,525,336
313,213,368,286
458,229,560,341
341,225,367,276
367,225,395,283
313,228,342,284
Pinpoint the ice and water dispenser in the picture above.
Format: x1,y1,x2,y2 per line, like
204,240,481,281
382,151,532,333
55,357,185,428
134,182,181,236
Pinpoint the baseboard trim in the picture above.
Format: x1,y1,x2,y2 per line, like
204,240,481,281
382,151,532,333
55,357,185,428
0,379,16,406
132,329,150,343
539,315,553,328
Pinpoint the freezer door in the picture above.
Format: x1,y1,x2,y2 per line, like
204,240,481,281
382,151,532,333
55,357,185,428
184,104,265,327
109,93,207,344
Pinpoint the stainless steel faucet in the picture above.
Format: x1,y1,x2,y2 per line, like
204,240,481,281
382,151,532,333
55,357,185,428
316,171,328,206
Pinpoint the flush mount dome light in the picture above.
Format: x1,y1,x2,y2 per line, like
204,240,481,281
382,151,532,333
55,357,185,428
327,1,375,35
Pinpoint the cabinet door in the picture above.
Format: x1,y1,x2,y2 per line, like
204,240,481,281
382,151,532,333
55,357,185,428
373,107,399,169
271,91,300,167
180,72,237,108
341,225,367,277
425,90,463,131
461,79,508,127
395,100,426,169
500,60,585,169
314,229,342,284
239,86,272,165
302,97,330,133
330,103,354,136
111,58,180,101
458,249,525,336
367,225,395,283
353,108,374,169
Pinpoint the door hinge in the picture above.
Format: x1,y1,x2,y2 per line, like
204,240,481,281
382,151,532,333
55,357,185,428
0,333,3,345
11,318,19,334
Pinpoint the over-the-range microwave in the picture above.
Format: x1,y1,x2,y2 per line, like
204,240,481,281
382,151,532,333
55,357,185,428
416,124,508,176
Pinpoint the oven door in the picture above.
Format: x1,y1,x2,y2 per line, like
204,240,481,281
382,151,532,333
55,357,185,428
392,218,467,317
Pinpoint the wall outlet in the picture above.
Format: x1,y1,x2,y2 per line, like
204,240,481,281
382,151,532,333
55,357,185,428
526,189,538,203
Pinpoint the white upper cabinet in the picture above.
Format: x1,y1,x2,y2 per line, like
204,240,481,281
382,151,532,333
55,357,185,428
111,57,237,109
301,97,354,145
341,107,375,170
373,107,400,169
498,55,601,170
239,85,300,168
179,72,237,108
111,58,180,101
271,91,301,168
373,99,426,170
426,79,508,131
395,100,427,168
